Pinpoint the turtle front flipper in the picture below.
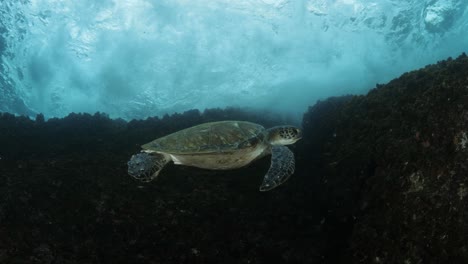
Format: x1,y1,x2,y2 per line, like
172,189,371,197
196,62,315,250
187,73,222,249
127,152,170,182
259,145,295,191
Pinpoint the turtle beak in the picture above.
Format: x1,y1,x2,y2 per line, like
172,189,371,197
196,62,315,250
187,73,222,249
296,129,303,140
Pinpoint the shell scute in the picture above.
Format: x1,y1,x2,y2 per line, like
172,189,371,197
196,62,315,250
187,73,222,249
142,121,265,154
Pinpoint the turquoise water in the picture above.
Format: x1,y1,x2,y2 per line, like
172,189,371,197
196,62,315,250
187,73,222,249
1,0,467,120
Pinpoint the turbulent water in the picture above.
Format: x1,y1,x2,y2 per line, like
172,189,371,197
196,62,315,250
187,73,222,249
1,0,467,119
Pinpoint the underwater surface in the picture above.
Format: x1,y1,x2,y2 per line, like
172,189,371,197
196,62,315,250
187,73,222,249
1,1,468,263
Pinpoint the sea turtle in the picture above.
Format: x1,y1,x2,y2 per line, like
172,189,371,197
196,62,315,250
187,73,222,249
127,120,302,191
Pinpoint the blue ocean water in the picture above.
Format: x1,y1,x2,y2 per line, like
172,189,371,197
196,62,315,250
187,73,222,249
1,0,467,120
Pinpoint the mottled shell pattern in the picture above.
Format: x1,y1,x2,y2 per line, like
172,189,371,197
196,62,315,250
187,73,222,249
142,121,265,154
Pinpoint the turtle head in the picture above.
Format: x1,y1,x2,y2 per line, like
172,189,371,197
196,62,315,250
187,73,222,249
266,126,302,145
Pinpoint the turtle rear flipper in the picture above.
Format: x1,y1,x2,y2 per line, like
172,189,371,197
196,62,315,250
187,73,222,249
259,145,295,191
128,153,170,182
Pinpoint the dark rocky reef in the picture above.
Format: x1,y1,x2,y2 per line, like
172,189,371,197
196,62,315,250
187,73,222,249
0,107,319,263
302,53,468,263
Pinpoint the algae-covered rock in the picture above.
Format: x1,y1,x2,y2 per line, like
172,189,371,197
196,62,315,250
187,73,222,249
301,53,468,263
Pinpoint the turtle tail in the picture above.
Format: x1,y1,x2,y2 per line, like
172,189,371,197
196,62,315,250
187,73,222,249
127,152,169,182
